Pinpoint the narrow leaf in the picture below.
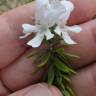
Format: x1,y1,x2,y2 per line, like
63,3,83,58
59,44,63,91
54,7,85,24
48,65,55,86
67,86,75,96
64,90,71,96
55,48,64,54
63,75,71,83
37,52,50,68
64,52,80,59
53,57,75,74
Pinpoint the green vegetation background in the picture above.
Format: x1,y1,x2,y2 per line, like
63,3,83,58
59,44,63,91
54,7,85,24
0,0,32,14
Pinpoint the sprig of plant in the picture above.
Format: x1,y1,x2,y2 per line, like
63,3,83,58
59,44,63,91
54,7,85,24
28,41,79,96
21,0,82,96
27,25,79,96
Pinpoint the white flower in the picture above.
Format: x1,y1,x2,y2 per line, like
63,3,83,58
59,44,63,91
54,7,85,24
20,0,82,47
55,25,82,44
45,0,66,27
54,0,82,44
36,0,65,27
20,0,54,48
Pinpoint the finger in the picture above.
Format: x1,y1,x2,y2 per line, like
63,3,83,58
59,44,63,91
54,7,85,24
9,83,62,96
69,0,96,24
1,49,45,91
1,19,96,91
65,19,96,68
0,3,35,69
0,0,96,69
71,63,96,96
0,80,11,95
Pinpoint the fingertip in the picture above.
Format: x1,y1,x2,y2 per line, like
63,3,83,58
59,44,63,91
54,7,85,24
49,85,63,96
69,0,96,25
41,83,63,96
9,83,62,96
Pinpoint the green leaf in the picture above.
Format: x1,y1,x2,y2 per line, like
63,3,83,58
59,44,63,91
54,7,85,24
53,57,76,74
60,82,66,91
56,52,70,65
54,48,71,65
27,51,39,58
53,57,69,73
27,49,44,58
66,86,75,96
64,52,80,59
64,90,71,96
48,65,55,86
63,75,71,83
55,70,63,85
37,52,50,68
55,49,80,67
55,47,64,54
55,53,76,74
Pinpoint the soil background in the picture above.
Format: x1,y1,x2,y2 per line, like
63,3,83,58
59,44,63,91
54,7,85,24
0,0,32,14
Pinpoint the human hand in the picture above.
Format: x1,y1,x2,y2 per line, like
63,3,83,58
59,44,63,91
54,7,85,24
0,0,96,96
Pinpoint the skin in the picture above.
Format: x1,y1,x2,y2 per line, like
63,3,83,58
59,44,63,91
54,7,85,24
0,0,96,96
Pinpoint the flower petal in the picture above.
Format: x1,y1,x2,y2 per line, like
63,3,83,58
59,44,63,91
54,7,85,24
44,29,54,40
62,32,76,44
36,0,50,12
66,25,82,33
36,0,51,26
54,26,62,36
61,0,74,12
22,24,37,33
19,33,31,39
44,0,65,27
58,0,74,25
27,33,44,48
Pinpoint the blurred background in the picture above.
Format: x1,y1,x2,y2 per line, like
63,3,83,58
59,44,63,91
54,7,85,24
0,0,32,14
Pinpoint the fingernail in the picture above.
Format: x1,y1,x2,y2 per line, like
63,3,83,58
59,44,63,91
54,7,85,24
25,83,52,96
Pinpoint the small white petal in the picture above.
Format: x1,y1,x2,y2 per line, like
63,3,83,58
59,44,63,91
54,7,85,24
57,10,71,26
62,32,76,44
44,7,65,27
19,33,31,39
61,0,74,12
44,0,65,27
36,0,50,6
36,0,51,26
27,33,44,48
58,0,74,25
44,29,54,40
54,26,62,36
66,25,82,33
22,24,37,33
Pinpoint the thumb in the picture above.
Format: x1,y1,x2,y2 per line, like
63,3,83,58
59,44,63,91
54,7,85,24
9,83,62,96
